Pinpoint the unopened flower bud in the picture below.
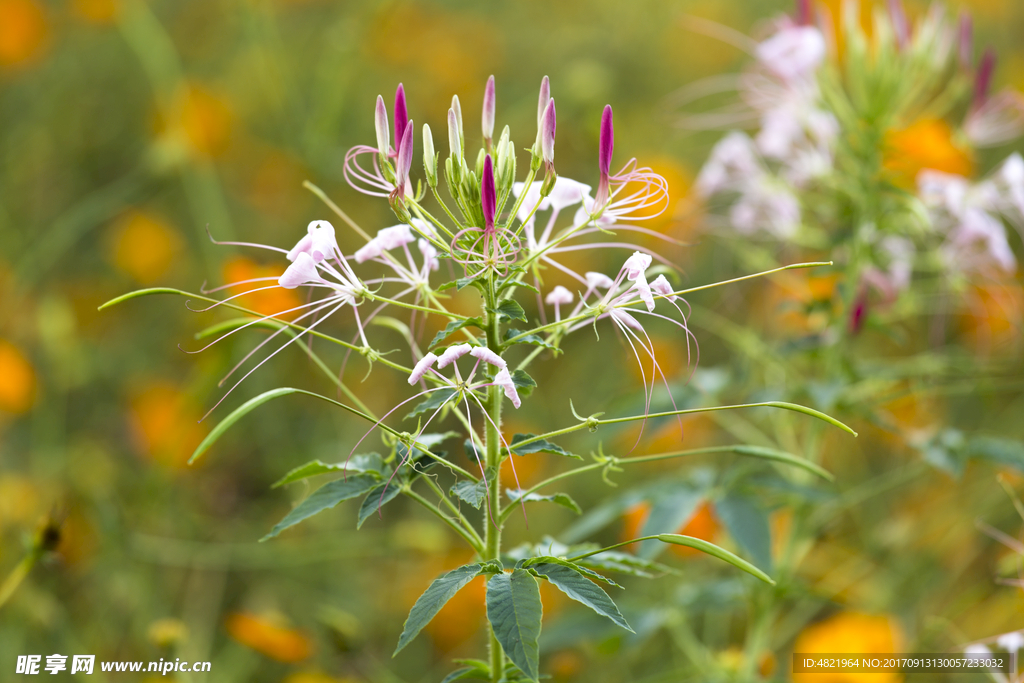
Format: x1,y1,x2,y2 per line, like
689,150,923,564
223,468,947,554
448,108,462,166
974,48,996,107
541,99,556,165
375,95,390,158
887,0,908,51
481,155,496,230
394,83,409,155
482,75,496,147
396,121,414,196
422,123,437,188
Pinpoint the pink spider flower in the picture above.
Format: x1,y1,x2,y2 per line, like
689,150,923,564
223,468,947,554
343,92,415,199
557,251,699,445
449,155,521,275
576,106,669,226
190,220,375,420
348,343,523,508
918,160,1024,275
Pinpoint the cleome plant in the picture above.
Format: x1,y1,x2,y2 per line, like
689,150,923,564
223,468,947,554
101,76,855,682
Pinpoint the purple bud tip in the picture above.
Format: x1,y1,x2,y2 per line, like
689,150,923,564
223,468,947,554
541,99,556,163
482,75,496,139
537,75,551,126
796,0,811,26
394,84,409,153
887,0,909,50
975,48,997,106
958,12,973,68
481,155,496,230
599,105,614,177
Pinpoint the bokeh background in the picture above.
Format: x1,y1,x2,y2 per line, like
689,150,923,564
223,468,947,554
2,0,1024,682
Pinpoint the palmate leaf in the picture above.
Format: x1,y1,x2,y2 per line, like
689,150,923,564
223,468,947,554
405,388,458,420
530,563,632,632
510,370,537,398
395,564,484,655
486,569,542,682
506,490,582,515
271,453,385,488
429,317,483,348
262,474,379,541
503,328,560,353
357,480,403,528
509,434,581,460
451,480,489,509
490,299,528,323
576,549,674,578
520,555,622,588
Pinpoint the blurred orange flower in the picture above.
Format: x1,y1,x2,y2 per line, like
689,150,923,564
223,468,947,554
959,280,1024,355
221,256,302,320
0,0,47,67
793,612,904,683
72,0,118,24
282,673,357,683
225,612,314,663
0,340,36,414
109,211,183,284
622,499,720,557
884,119,974,188
128,381,206,469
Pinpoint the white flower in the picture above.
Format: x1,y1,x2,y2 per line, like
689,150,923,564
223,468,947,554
755,24,826,83
279,252,324,289
437,343,473,369
355,223,415,263
287,220,339,263
408,353,438,384
545,286,574,306
997,631,1024,654
469,346,507,369
585,272,615,289
493,367,521,408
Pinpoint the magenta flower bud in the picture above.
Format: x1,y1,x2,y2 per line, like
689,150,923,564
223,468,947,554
974,48,996,106
795,0,811,26
887,0,909,50
374,95,390,157
541,99,556,164
481,154,496,230
958,12,973,68
537,75,550,127
482,75,496,143
599,104,614,178
394,83,409,155
396,120,414,191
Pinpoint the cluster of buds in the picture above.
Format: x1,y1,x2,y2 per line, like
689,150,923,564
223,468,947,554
692,0,1024,329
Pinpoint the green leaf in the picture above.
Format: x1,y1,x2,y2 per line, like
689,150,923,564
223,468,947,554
437,276,481,292
576,550,672,578
190,388,299,464
394,564,483,655
503,328,560,353
405,388,458,420
262,475,379,540
716,495,772,572
509,433,580,459
507,490,581,515
272,453,385,488
450,480,488,509
657,534,774,584
730,445,835,481
430,317,483,349
510,370,537,398
440,668,486,683
357,481,403,528
520,556,621,588
486,569,542,682
490,299,528,323
531,563,632,632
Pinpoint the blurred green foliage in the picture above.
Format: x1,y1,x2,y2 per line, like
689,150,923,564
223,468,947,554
2,1,1024,682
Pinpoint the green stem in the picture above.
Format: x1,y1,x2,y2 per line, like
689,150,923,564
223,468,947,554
566,535,665,562
483,277,505,683
403,489,483,553
0,552,37,612
420,477,484,550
